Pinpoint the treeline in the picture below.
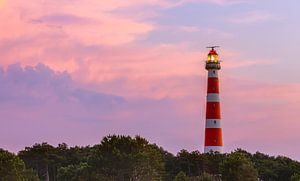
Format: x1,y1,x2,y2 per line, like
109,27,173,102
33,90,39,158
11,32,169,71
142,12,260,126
1,135,300,181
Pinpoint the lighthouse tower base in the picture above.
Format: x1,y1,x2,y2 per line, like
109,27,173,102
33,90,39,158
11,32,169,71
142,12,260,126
204,146,223,153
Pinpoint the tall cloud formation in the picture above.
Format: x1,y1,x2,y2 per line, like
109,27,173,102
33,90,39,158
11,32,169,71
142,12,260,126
0,63,124,107
0,63,206,154
0,64,126,150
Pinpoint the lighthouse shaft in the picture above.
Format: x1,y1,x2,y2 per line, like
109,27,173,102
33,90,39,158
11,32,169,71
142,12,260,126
204,49,223,153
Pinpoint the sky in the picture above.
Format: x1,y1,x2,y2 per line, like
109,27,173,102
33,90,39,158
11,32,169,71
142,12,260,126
1,0,300,160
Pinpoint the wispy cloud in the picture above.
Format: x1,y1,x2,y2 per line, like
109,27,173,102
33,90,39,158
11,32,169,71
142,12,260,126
182,0,248,6
228,11,274,24
32,14,90,25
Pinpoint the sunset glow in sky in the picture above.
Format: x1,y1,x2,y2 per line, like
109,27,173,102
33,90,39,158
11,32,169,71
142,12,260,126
1,0,300,159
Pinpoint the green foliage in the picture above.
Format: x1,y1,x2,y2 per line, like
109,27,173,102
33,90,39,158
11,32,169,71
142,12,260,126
88,135,165,180
0,148,38,181
221,151,258,181
57,162,90,181
0,136,298,181
203,152,224,175
18,142,57,180
161,149,178,180
190,172,216,181
176,150,204,176
18,142,91,180
22,168,40,181
0,148,26,180
291,173,300,181
197,172,215,181
173,171,189,181
252,151,300,181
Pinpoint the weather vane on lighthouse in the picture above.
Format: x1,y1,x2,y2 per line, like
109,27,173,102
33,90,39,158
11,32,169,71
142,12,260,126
204,46,223,153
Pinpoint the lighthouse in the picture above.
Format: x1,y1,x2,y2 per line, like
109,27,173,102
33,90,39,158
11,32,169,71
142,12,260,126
204,46,223,153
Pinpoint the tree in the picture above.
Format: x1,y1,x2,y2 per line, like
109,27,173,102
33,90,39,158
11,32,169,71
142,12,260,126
57,162,90,181
3,135,300,181
252,151,278,180
88,135,165,180
274,156,298,181
252,151,300,180
160,148,177,180
173,171,189,181
18,143,58,181
197,172,215,181
221,151,258,181
203,152,224,175
189,172,216,181
0,148,38,180
291,173,300,181
176,150,207,177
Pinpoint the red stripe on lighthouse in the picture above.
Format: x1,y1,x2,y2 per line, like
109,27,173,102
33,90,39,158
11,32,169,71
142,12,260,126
205,128,223,146
207,77,219,93
206,102,221,119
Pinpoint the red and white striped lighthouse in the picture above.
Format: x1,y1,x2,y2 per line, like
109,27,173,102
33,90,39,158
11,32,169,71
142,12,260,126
204,46,223,153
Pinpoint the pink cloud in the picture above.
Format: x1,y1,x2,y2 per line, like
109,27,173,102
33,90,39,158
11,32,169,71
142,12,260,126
0,0,253,97
0,1,156,46
0,0,247,50
0,32,270,99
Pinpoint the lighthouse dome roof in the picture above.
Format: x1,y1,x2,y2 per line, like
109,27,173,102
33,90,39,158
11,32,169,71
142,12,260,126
208,49,218,56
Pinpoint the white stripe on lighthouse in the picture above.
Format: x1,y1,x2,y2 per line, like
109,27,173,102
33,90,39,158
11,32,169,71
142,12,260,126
205,119,221,128
204,146,223,153
207,93,220,102
208,69,218,78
